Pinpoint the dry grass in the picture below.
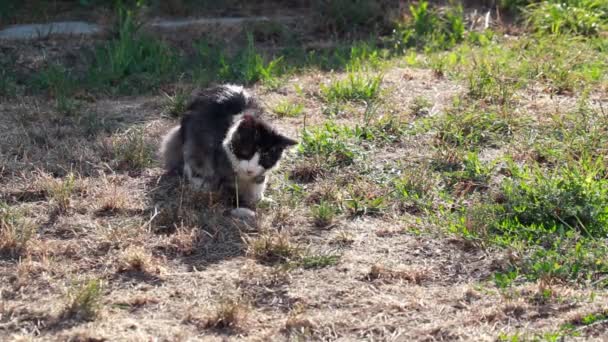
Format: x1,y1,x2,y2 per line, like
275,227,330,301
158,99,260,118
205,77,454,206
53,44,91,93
117,246,161,275
366,264,429,285
244,231,300,264
62,279,103,322
186,298,250,332
1,11,607,340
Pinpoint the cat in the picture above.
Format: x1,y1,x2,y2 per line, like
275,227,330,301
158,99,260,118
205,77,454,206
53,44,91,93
159,84,297,218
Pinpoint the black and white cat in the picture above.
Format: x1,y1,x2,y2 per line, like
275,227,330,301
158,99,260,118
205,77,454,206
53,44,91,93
159,84,297,218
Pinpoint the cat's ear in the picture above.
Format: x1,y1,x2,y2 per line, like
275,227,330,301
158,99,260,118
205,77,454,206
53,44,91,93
277,135,298,148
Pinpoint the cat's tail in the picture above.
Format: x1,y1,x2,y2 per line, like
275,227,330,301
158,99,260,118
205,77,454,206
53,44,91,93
159,125,183,174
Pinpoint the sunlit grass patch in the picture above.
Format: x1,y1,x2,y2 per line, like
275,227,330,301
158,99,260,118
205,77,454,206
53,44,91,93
320,72,382,103
0,203,35,258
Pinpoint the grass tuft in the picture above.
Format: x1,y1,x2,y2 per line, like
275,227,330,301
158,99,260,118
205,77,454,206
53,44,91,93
63,279,103,321
111,127,155,171
310,201,337,227
273,100,304,118
198,298,249,331
320,73,382,103
88,8,178,94
245,232,300,264
43,172,77,213
298,253,340,269
392,1,464,52
0,203,35,258
118,246,158,274
526,0,607,36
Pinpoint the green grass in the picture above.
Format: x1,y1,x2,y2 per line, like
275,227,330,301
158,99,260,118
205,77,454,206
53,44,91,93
427,34,607,94
434,104,520,149
245,232,300,265
526,0,608,36
218,34,283,86
409,96,432,116
500,159,608,240
298,253,340,269
449,156,608,283
298,122,361,167
392,1,464,52
273,100,304,118
311,201,338,227
320,73,382,103
87,8,178,94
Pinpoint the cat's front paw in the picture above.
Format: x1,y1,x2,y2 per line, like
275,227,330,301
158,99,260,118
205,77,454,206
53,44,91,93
230,207,256,220
189,176,218,192
189,177,204,189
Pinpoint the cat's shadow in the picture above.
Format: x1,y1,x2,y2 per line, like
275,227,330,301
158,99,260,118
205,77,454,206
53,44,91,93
145,172,255,270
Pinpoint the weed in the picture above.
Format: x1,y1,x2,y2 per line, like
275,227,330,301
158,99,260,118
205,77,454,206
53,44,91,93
33,64,76,98
435,105,517,149
245,232,300,264
192,39,225,86
573,310,608,326
298,253,340,269
494,269,519,288
44,172,77,213
500,159,608,239
0,68,17,98
344,181,387,217
331,231,354,246
466,62,518,105
0,203,35,257
310,201,337,227
392,1,464,52
273,100,304,118
444,152,493,191
526,0,607,36
63,279,103,321
218,33,283,86
112,127,155,170
33,64,82,115
117,246,157,274
431,34,606,94
200,298,248,331
88,8,177,94
320,73,382,103
78,111,111,137
409,96,432,117
162,87,190,118
298,122,360,167
393,167,436,212
533,96,608,163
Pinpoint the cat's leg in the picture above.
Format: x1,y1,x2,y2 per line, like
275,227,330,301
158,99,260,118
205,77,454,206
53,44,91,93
241,175,267,204
183,143,217,191
230,207,256,220
183,162,204,189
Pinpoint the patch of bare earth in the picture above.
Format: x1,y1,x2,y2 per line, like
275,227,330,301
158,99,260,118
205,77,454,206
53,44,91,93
2,57,607,342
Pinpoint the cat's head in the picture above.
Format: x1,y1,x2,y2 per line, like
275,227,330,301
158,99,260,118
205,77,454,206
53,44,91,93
223,115,297,179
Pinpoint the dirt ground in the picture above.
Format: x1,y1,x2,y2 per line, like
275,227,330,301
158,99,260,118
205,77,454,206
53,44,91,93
1,7,608,341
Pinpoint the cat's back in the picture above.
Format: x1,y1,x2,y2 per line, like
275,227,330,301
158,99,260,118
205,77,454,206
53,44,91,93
181,84,256,137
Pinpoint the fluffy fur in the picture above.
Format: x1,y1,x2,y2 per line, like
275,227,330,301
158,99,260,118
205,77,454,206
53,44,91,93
160,84,297,213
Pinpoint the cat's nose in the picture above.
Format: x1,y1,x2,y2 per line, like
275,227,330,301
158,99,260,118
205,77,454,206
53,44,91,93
246,170,254,176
